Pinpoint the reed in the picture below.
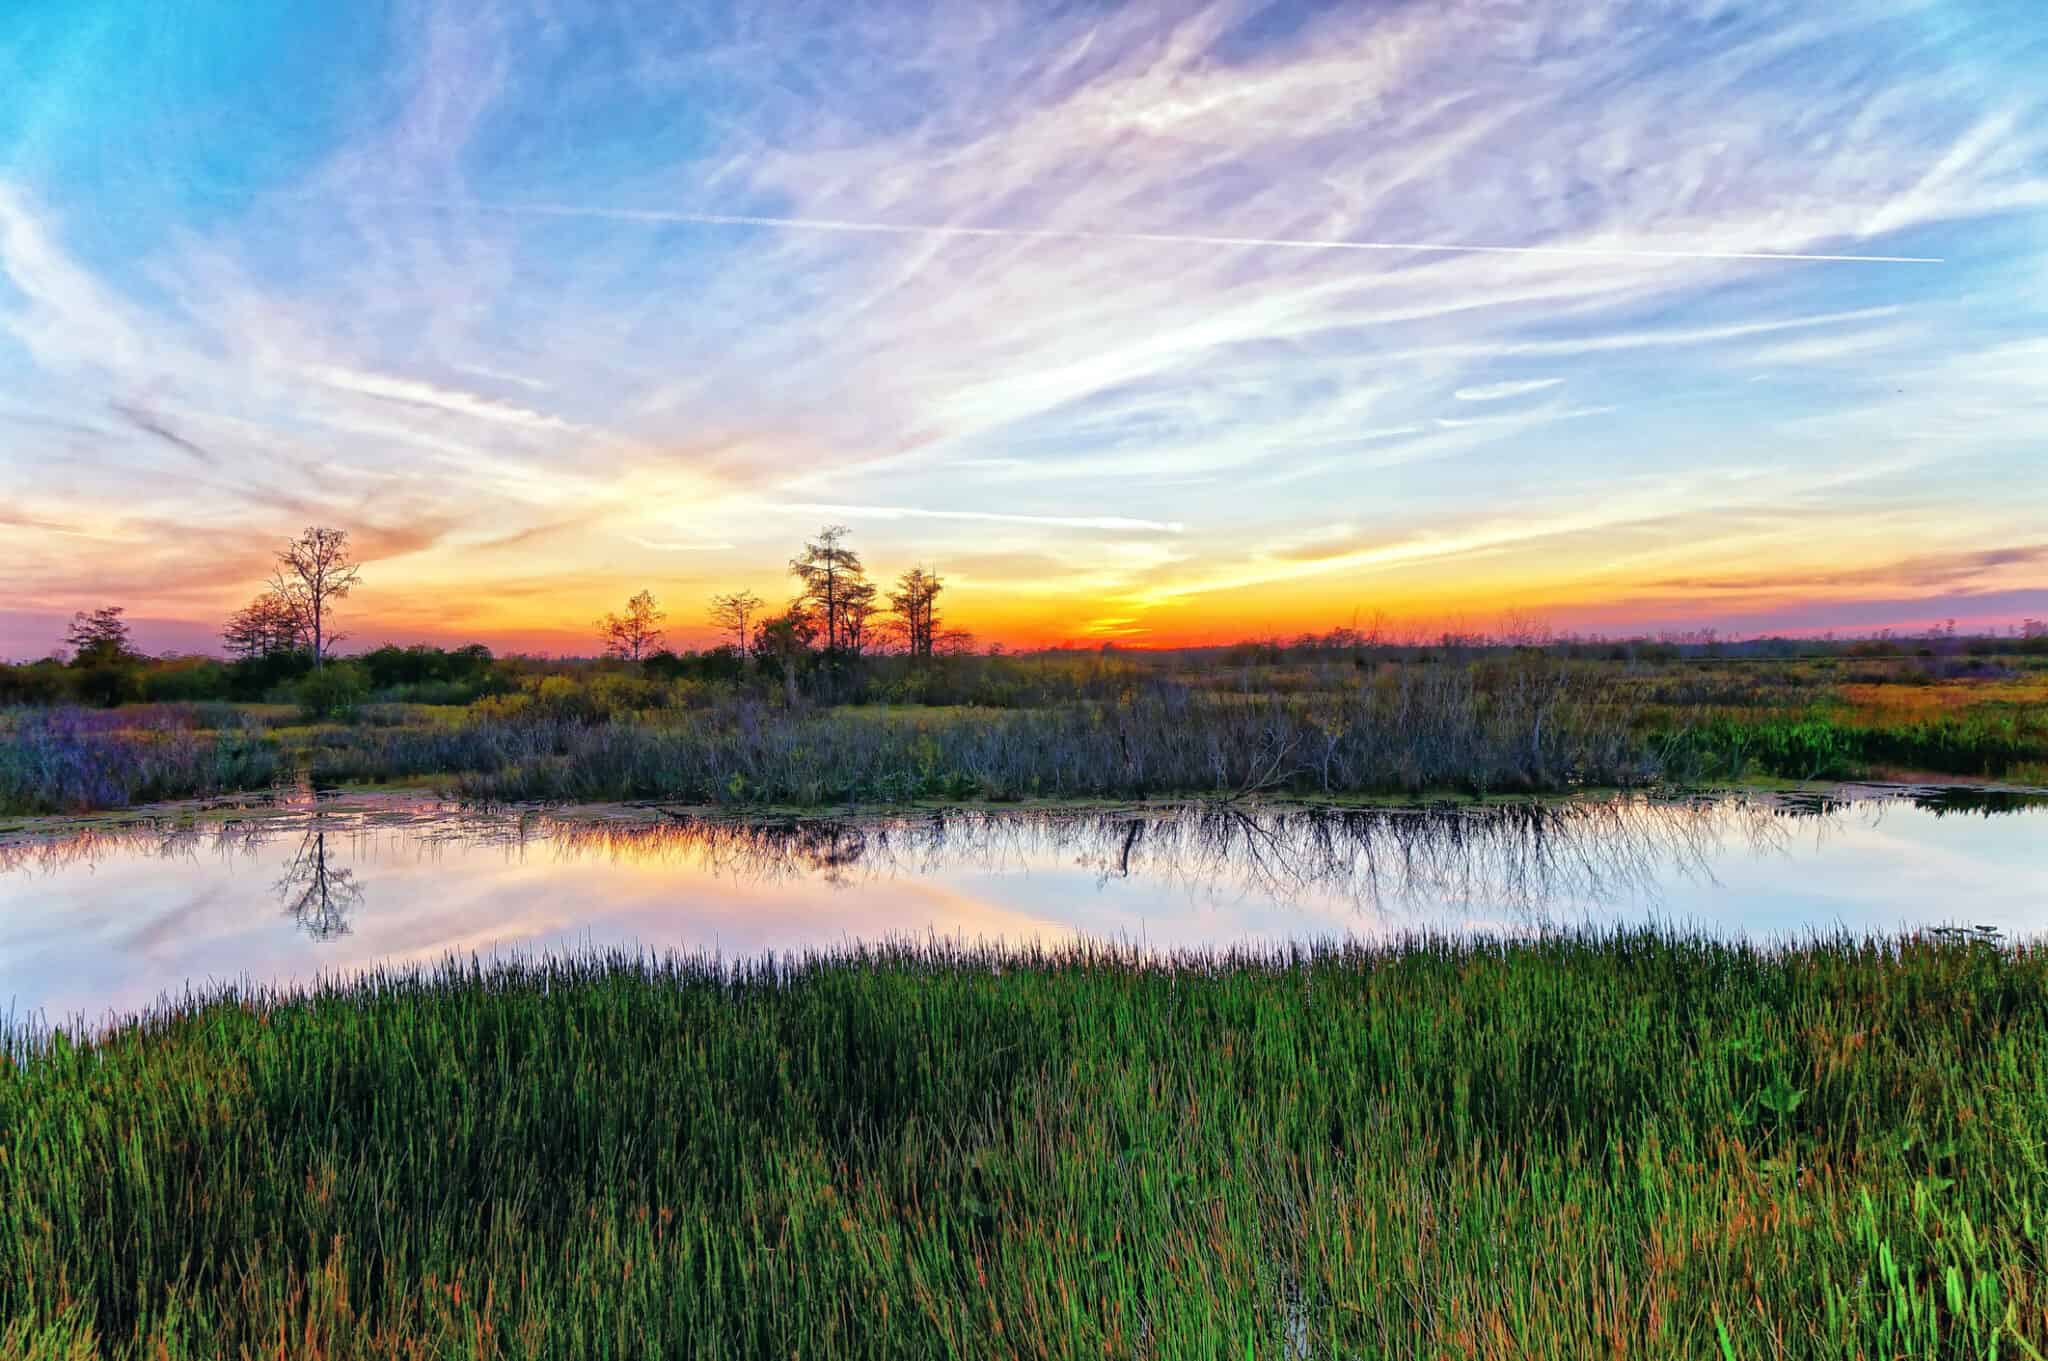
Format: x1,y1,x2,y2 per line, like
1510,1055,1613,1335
7,655,2044,816
321,665,1659,805
0,707,282,815
4,931,2044,1358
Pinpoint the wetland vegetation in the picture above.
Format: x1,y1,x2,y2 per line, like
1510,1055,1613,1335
7,533,2047,1360
5,932,2047,1358
4,641,2045,817
7,527,2044,817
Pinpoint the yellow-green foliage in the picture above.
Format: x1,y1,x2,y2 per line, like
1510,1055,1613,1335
472,674,690,725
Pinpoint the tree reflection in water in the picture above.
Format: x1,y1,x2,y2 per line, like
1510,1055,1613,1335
525,800,1756,919
273,826,363,940
0,786,2040,944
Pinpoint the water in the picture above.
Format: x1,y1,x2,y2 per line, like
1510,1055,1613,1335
2,787,2043,1024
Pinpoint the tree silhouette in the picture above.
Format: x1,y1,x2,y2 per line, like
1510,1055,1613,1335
887,567,945,659
65,606,134,665
707,590,764,653
599,590,667,661
222,591,306,660
789,525,865,654
270,527,360,669
842,579,879,658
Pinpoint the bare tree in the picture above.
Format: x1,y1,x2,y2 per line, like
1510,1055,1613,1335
707,589,764,653
887,566,945,659
270,527,360,669
842,579,879,658
789,525,865,653
600,589,667,662
1495,608,1554,649
65,606,134,664
222,591,306,660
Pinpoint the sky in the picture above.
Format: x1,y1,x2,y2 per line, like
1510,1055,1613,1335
1,0,2045,659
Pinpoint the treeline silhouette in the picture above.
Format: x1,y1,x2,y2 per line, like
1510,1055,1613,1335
1,523,987,712
8,519,2045,713
15,612,2043,716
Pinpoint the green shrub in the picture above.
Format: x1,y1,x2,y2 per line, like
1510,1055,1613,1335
72,662,144,708
139,658,233,703
294,662,370,721
0,660,73,705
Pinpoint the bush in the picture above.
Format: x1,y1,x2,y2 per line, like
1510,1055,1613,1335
294,663,370,722
505,674,676,724
139,658,233,703
587,673,670,717
225,650,314,700
72,663,143,708
0,661,72,706
358,643,499,690
375,679,489,706
471,691,533,723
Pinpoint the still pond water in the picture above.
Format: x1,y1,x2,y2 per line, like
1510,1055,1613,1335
2,786,2044,1024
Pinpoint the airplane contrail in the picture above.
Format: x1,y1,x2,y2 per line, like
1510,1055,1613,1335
459,200,1942,265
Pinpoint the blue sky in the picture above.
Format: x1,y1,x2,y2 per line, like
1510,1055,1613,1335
1,0,2044,655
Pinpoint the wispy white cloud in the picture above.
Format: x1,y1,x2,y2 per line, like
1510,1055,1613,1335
1453,378,1563,402
1434,405,1615,430
782,504,1186,534
1120,453,1953,610
1740,326,1919,367
301,364,580,434
454,361,551,392
0,182,149,375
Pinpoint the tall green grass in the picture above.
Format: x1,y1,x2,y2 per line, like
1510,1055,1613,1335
1661,713,2048,782
4,933,2045,1358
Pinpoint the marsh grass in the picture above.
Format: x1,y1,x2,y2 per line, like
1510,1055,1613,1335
318,665,1657,806
4,932,2046,1358
6,657,2044,816
0,707,283,815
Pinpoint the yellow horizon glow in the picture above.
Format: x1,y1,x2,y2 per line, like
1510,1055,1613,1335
11,507,2031,660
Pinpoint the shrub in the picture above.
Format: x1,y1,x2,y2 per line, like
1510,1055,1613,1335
72,663,143,708
0,661,72,706
139,658,233,703
471,691,533,722
294,663,370,722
